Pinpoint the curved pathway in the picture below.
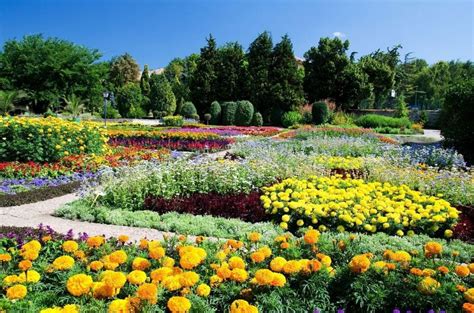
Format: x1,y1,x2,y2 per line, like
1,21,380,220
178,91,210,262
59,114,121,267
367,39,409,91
0,193,180,241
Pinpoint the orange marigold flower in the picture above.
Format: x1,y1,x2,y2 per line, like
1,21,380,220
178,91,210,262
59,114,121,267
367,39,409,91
86,236,105,248
137,283,158,304
117,235,129,243
132,257,151,271
18,260,32,271
456,265,471,278
424,242,442,257
167,296,191,313
149,247,165,260
6,284,27,300
437,266,450,275
0,253,12,262
109,250,128,264
89,261,104,272
196,283,211,297
250,251,265,263
303,229,320,245
67,274,93,296
62,241,79,253
348,255,371,274
248,232,262,242
463,303,474,313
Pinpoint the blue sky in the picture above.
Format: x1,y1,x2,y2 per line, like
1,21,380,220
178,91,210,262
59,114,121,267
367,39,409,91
0,0,472,69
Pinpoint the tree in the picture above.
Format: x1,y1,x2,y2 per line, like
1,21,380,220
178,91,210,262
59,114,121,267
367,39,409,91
247,32,273,115
394,94,409,118
0,90,18,114
359,55,395,108
149,74,176,115
190,35,218,115
63,94,84,118
116,83,144,117
0,34,103,113
268,35,305,112
109,53,140,88
304,37,368,109
215,42,248,102
140,65,151,97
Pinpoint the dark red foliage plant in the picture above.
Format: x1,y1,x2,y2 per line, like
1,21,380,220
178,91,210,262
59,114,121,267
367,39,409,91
143,191,268,223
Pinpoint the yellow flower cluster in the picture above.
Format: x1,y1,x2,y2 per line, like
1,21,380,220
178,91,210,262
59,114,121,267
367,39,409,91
40,304,79,313
230,299,258,313
261,176,459,235
314,155,364,170
107,129,220,141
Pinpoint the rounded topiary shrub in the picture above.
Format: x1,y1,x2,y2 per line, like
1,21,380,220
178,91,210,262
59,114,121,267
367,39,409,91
163,115,184,127
0,116,108,162
252,112,263,126
281,111,303,128
210,101,221,125
235,100,254,126
222,101,238,125
179,101,197,118
312,101,330,125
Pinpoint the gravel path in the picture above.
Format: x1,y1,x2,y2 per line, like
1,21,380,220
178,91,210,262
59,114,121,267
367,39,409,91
0,193,180,241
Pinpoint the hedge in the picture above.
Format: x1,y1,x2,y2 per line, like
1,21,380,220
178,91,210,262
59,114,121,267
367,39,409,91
355,114,412,129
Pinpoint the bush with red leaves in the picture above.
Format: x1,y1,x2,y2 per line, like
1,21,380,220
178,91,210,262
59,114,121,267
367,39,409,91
453,206,474,242
143,191,267,223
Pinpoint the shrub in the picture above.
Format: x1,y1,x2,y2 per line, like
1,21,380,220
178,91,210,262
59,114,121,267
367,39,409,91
234,100,254,126
281,111,303,128
209,101,221,124
203,113,211,124
128,104,146,118
162,115,184,127
180,102,197,118
440,79,474,164
153,110,166,119
418,110,428,126
252,112,263,126
394,95,409,118
312,101,330,125
221,101,238,125
331,111,354,126
355,114,412,129
144,191,266,222
116,82,144,118
0,116,108,162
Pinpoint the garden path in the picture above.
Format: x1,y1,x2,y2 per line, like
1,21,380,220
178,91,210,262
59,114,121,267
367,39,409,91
0,193,186,241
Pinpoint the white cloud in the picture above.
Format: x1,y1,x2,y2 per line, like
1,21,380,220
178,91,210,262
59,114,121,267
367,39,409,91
332,31,346,38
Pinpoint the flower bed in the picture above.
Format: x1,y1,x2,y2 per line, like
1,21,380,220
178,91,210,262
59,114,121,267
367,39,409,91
108,137,233,152
0,227,472,312
261,176,459,237
143,191,266,222
0,116,108,162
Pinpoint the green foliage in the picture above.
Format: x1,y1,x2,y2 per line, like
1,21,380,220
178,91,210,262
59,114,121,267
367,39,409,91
331,111,354,126
215,42,248,102
0,117,106,162
0,90,18,114
149,74,176,115
62,94,84,118
115,83,143,118
221,101,238,125
162,115,184,127
281,111,303,128
0,34,104,113
312,101,330,125
209,101,221,124
355,114,412,129
203,113,211,124
234,100,254,126
180,101,197,118
393,94,409,118
139,64,151,97
109,53,140,88
270,106,284,125
164,55,199,113
247,31,273,115
252,112,263,126
268,35,305,112
440,79,474,163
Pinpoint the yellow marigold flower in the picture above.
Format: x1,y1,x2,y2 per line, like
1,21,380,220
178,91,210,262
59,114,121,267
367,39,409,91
196,283,211,297
22,240,41,252
108,299,130,313
17,270,41,283
137,283,158,304
86,236,105,248
210,274,223,287
248,232,262,242
271,273,286,287
53,255,75,271
230,299,258,313
372,261,387,271
109,250,128,264
259,246,272,258
3,274,19,285
101,271,126,289
20,249,39,261
179,271,200,287
132,257,151,271
0,253,12,262
254,269,274,285
417,277,440,295
283,260,302,275
421,268,436,277
180,252,202,270
424,241,442,257
162,256,175,268
228,256,246,270
230,268,248,283
303,229,321,245
250,251,266,263
162,276,182,291
348,255,371,274
391,251,411,263
216,265,232,280
216,251,227,261
18,260,32,271
104,261,119,271
117,235,129,243
62,241,79,253
92,282,116,299
66,274,93,296
139,239,149,249
151,267,173,282
6,284,27,300
127,270,147,285
167,296,191,313
465,288,474,303
149,247,166,260
469,263,474,274
456,265,471,278
89,261,104,272
317,254,332,267
74,250,86,260
270,257,287,272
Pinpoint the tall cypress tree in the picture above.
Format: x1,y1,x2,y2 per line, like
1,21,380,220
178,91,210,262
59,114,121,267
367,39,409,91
247,32,273,115
149,74,176,115
215,42,248,102
269,34,305,112
140,64,151,97
190,35,218,114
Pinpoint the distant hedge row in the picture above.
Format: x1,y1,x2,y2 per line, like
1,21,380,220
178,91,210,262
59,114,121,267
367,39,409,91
209,100,262,126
